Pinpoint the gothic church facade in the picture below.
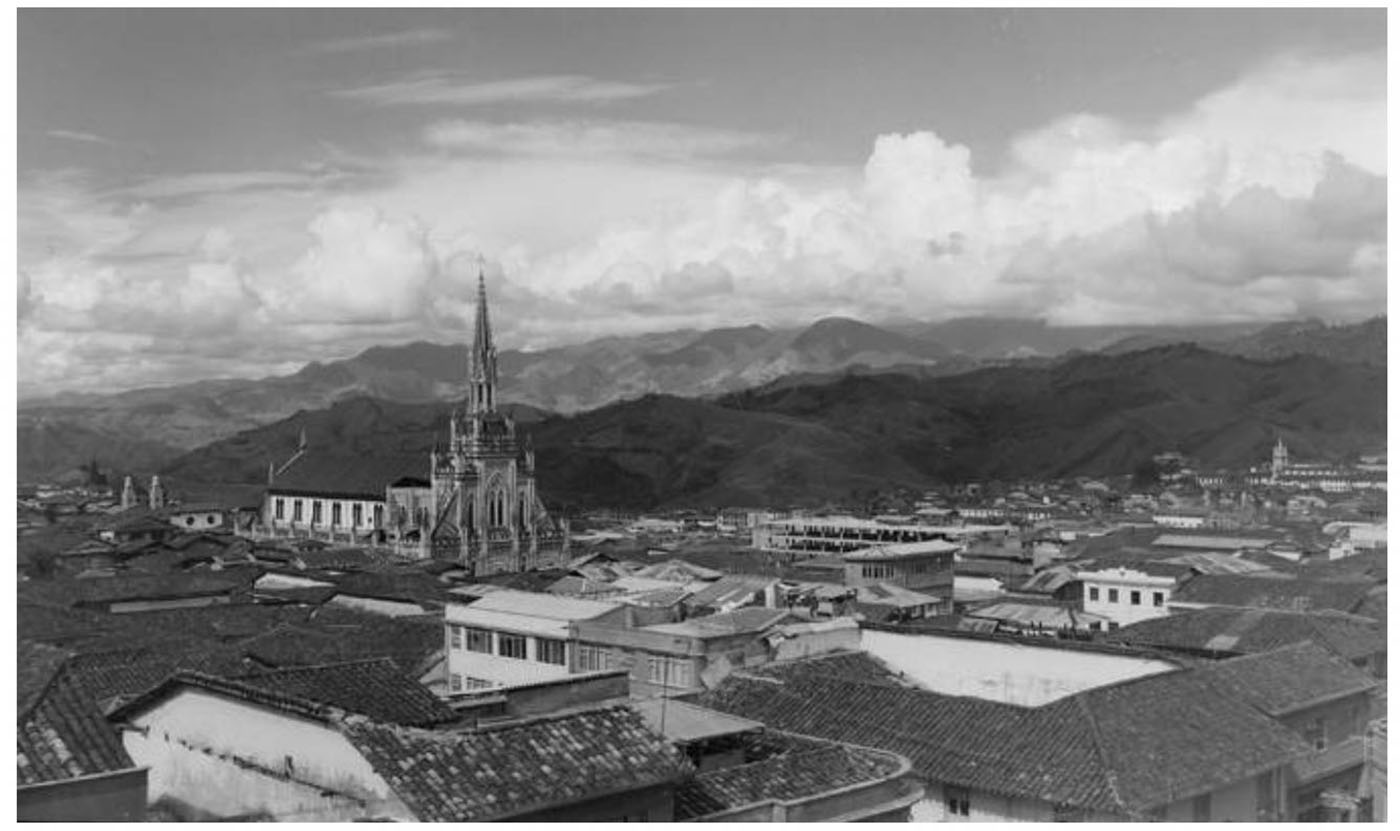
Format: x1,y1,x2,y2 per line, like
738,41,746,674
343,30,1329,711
424,274,569,572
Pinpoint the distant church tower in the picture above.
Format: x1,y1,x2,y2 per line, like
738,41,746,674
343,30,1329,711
121,475,137,511
148,475,166,510
1271,437,1289,480
425,269,568,574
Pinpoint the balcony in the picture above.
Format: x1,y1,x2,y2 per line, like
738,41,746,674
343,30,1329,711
1290,736,1366,784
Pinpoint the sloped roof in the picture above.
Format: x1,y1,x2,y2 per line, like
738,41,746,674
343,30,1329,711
21,572,251,608
18,640,72,718
1172,574,1374,613
62,646,254,707
342,705,692,821
674,741,904,820
326,571,452,605
236,659,458,728
644,607,792,639
1201,642,1378,716
268,454,428,499
1105,606,1386,661
18,642,137,787
240,608,444,676
697,653,1309,816
1159,551,1281,576
632,558,724,583
687,574,780,608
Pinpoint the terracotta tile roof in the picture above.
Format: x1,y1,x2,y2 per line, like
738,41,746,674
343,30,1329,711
1172,573,1374,613
241,608,444,676
18,645,136,787
1201,642,1379,716
236,659,459,728
268,453,428,499
20,572,252,608
675,741,903,819
110,671,333,724
697,654,1311,816
325,571,452,605
468,568,573,593
341,705,692,821
1105,606,1386,662
18,640,72,718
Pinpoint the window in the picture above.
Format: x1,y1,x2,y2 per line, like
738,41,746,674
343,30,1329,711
1088,586,1100,602
185,517,195,526
275,498,285,520
1192,793,1211,822
1255,770,1279,820
498,633,527,660
1152,591,1164,607
1130,590,1141,606
1108,588,1119,603
577,645,614,672
332,503,342,526
312,501,323,524
353,504,363,527
373,504,384,528
1304,717,1327,751
646,655,692,688
464,628,492,654
293,500,303,522
207,514,217,525
536,637,567,666
449,673,463,693
945,786,970,817
449,625,463,650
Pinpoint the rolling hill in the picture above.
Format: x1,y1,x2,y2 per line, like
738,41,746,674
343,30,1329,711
160,345,1386,511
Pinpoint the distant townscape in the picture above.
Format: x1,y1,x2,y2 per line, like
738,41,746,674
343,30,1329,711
17,274,1387,823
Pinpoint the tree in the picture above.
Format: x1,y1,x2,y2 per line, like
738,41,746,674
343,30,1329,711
1130,459,1161,491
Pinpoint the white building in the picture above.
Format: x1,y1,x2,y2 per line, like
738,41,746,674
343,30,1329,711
1079,563,1191,626
443,589,626,691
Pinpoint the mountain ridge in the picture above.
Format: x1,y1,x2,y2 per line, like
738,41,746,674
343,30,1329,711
155,344,1386,511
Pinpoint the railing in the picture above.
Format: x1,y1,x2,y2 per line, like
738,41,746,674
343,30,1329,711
1291,736,1366,783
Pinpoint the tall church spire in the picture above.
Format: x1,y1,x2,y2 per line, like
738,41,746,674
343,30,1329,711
468,263,498,414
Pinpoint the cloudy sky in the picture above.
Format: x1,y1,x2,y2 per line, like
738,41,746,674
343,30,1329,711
17,8,1386,397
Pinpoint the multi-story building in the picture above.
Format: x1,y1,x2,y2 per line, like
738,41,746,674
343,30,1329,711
444,589,626,691
1078,562,1191,627
842,539,957,596
752,515,1012,556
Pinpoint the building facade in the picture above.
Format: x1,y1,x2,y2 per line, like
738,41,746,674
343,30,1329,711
425,274,568,573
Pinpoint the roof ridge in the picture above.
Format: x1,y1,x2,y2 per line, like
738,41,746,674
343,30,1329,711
18,642,74,724
240,656,398,677
1072,693,1130,816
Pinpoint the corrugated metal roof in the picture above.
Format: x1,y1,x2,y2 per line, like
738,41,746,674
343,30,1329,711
449,589,620,623
844,539,962,560
1152,534,1275,551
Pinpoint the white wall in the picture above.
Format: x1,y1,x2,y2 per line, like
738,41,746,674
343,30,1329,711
123,690,411,821
445,628,573,688
1161,777,1259,822
861,629,1178,706
1081,582,1172,626
326,595,426,618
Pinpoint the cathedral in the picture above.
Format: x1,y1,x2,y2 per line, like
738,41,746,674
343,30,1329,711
423,273,570,572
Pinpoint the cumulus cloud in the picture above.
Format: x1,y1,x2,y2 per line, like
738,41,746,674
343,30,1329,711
272,205,441,324
16,50,1387,395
